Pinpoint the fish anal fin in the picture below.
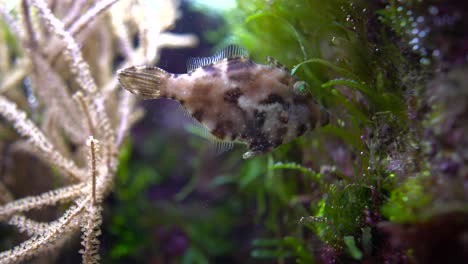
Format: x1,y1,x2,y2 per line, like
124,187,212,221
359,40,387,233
177,103,234,155
212,139,235,155
187,44,249,73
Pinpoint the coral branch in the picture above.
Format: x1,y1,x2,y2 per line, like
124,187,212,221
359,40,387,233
86,136,100,204
0,197,88,264
20,0,37,48
0,183,85,220
74,92,97,137
0,96,86,180
68,0,119,36
80,203,103,264
9,215,53,236
30,0,97,93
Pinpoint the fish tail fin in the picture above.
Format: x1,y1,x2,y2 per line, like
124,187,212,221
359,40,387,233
117,66,170,99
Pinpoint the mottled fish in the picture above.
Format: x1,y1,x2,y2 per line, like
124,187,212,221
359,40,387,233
117,45,329,159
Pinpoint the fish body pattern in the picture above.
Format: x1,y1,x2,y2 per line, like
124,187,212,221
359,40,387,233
117,45,329,159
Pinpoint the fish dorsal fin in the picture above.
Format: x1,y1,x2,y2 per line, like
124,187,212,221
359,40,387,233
187,45,249,73
176,103,234,155
266,56,290,71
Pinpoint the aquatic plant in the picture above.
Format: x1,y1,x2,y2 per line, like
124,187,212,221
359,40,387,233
213,0,468,262
0,0,196,263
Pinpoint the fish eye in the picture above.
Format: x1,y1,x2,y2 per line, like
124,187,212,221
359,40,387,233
293,81,307,94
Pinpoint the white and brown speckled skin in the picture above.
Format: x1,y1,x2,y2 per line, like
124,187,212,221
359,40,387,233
118,57,329,158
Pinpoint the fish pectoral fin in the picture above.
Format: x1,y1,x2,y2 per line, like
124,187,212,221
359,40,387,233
117,66,169,99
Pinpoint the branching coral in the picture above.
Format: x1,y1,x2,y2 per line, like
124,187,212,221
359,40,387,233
0,0,197,263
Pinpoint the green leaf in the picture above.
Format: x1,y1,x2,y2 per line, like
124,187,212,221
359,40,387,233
208,174,238,187
322,78,371,96
319,125,363,151
181,247,209,264
361,227,372,255
245,12,307,59
323,78,405,114
251,238,294,259
344,236,363,260
329,88,370,123
269,162,320,182
251,249,294,259
283,236,314,263
381,176,432,223
291,59,359,80
252,238,283,247
239,158,265,189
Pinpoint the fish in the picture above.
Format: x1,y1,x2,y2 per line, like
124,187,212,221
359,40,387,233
117,45,329,159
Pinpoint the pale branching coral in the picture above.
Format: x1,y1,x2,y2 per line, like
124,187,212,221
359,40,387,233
0,0,197,263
